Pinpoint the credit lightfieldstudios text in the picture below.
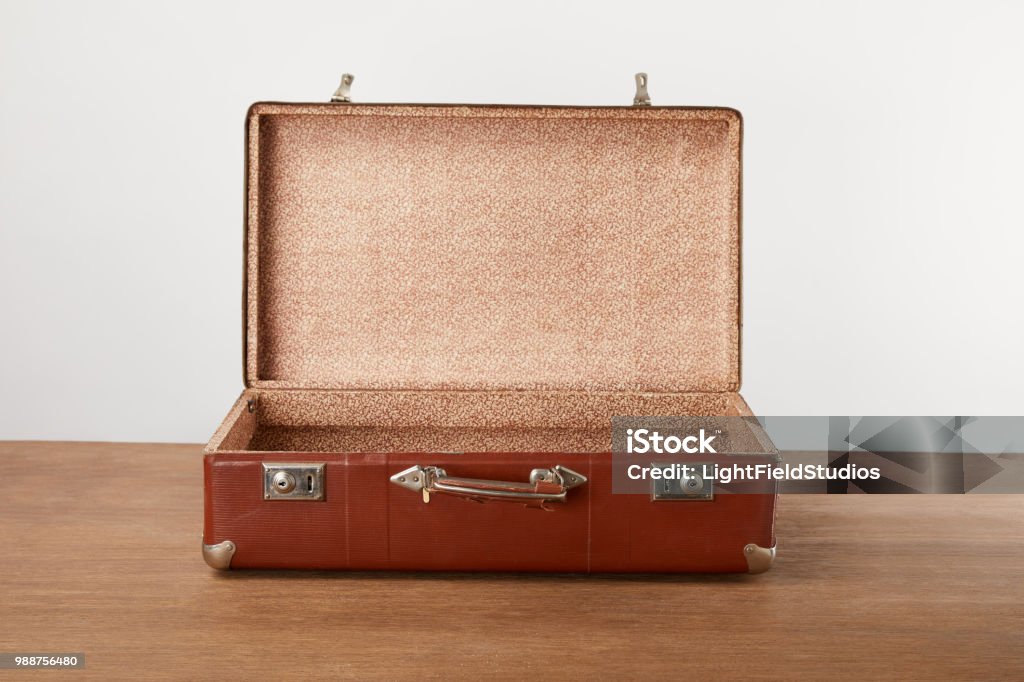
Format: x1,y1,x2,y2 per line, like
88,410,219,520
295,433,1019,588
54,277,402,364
622,428,882,484
626,462,882,484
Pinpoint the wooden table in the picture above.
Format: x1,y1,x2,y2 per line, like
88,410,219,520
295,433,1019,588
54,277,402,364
1,442,1021,680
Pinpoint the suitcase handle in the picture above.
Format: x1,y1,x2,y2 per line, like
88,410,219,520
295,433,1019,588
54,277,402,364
389,464,587,509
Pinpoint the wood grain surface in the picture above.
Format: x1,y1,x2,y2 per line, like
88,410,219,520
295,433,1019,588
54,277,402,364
1,441,1022,680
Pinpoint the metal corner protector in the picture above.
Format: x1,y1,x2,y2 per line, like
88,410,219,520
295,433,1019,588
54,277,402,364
202,540,237,570
743,543,776,574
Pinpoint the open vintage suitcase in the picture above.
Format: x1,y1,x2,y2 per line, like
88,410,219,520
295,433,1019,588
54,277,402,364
203,74,779,573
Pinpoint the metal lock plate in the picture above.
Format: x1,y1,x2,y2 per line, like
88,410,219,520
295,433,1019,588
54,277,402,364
263,463,325,501
650,463,714,501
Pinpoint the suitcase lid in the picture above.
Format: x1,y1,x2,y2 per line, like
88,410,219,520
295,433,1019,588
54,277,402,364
244,81,742,393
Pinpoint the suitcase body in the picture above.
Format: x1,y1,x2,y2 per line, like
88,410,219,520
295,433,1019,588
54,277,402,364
203,79,779,573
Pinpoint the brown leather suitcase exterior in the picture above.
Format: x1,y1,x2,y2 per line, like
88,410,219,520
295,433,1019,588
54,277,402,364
203,77,779,573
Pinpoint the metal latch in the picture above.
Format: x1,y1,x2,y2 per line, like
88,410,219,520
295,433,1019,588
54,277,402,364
263,463,325,500
650,463,713,500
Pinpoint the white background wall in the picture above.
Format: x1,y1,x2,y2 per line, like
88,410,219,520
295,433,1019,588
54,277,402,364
1,0,1022,442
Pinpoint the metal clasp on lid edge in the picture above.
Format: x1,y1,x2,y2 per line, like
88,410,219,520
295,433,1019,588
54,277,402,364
331,73,354,102
633,72,651,106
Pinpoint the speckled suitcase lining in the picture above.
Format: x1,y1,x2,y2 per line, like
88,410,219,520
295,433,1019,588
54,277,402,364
244,105,741,394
